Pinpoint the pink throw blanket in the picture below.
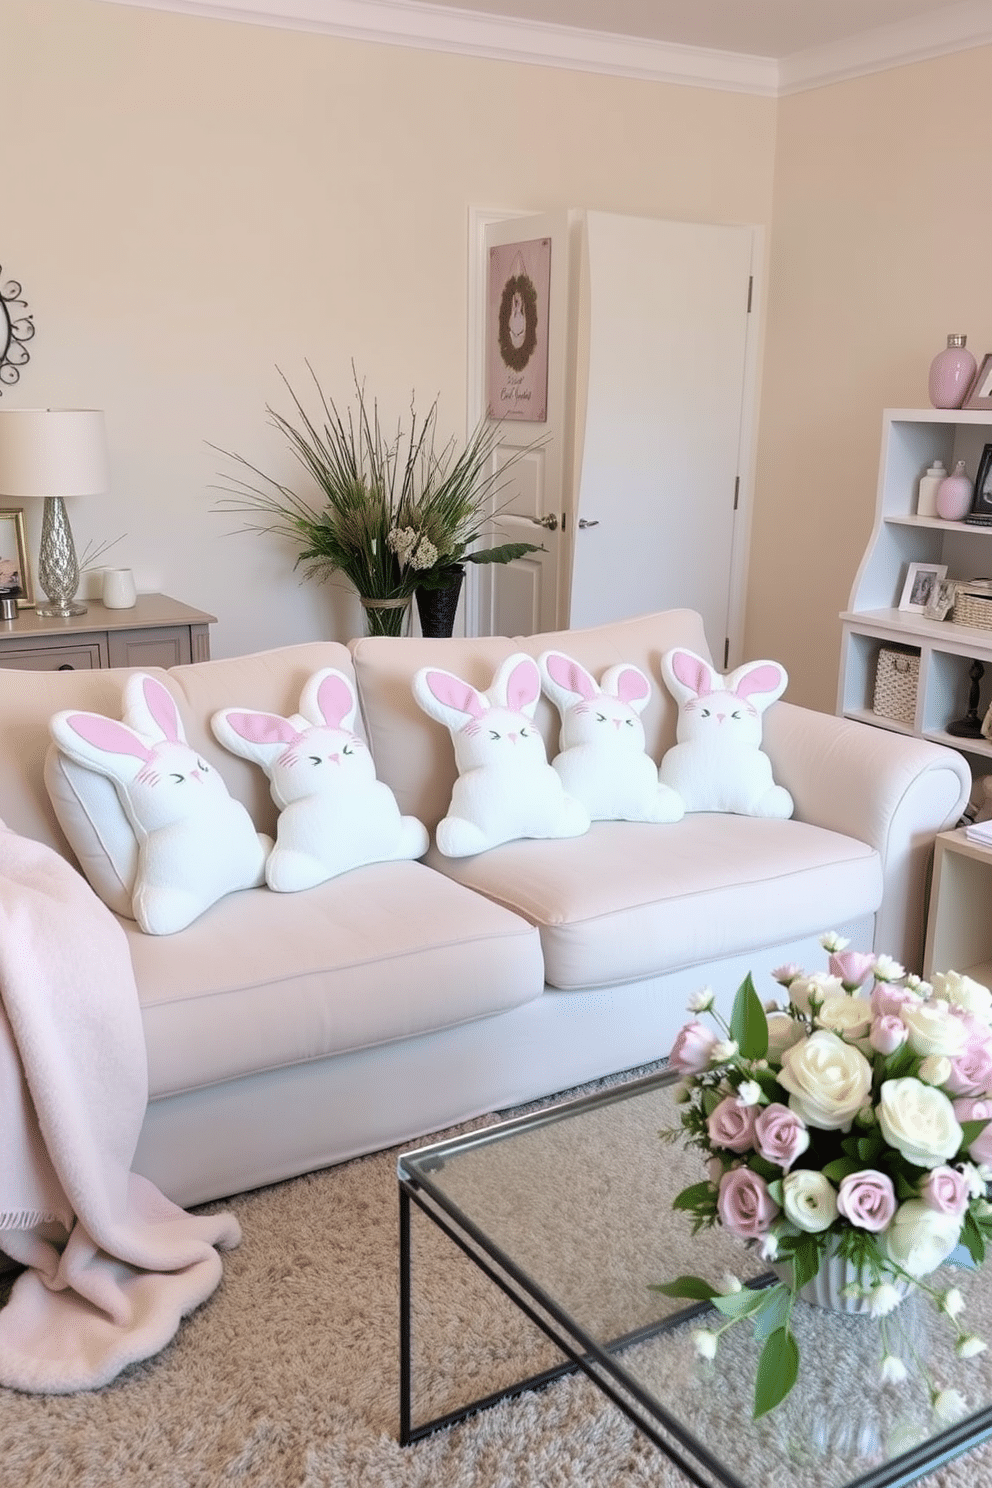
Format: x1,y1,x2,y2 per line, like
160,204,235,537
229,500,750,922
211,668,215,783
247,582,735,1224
0,822,240,1393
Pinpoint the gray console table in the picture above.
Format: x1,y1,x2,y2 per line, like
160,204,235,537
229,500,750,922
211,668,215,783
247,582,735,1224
0,594,215,672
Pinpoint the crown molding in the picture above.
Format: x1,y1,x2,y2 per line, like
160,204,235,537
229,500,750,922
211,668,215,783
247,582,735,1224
779,0,992,94
95,0,992,96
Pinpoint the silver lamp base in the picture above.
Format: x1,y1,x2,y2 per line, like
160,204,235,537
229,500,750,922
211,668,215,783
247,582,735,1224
36,496,88,618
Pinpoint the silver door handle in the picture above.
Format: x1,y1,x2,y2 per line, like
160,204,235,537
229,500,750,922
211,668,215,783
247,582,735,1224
528,513,559,531
578,518,600,529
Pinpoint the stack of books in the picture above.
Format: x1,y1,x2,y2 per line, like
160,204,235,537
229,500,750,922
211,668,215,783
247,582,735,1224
965,818,992,846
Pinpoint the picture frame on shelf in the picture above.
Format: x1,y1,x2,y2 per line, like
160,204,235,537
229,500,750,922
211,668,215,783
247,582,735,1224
899,560,947,613
0,507,33,609
924,577,958,622
963,354,992,411
965,443,992,527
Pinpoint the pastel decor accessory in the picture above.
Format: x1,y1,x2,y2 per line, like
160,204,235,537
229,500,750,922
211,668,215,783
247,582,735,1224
102,567,137,608
537,650,683,823
412,651,590,857
658,647,793,818
936,460,974,521
212,667,428,891
48,673,271,934
929,334,977,410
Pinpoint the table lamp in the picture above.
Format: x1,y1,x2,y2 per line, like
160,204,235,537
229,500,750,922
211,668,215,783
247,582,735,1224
0,408,110,617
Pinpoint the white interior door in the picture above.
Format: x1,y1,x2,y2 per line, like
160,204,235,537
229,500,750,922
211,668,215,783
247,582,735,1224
569,212,757,665
471,210,578,637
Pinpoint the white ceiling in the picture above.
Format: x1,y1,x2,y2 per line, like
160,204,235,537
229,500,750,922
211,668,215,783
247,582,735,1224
409,0,981,61
101,0,992,92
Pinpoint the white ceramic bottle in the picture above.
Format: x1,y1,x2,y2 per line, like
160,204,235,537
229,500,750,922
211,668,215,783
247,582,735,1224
916,459,948,517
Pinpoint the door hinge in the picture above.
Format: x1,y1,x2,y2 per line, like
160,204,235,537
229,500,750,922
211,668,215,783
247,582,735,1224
746,276,753,313
733,476,740,511
723,637,730,669
561,511,567,532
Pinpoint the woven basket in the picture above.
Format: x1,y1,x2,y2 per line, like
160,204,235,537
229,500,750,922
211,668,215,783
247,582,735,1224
951,581,992,631
872,644,919,725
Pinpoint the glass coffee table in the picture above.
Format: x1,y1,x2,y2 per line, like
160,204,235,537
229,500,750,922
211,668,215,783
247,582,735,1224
398,1068,992,1487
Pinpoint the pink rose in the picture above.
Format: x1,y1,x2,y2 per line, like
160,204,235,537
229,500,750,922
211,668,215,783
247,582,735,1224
754,1103,809,1172
919,1165,971,1217
717,1167,780,1239
945,1028,992,1098
836,1169,897,1231
872,984,920,1019
952,1098,992,1164
707,1096,758,1153
829,950,876,991
870,1015,910,1057
669,1021,718,1074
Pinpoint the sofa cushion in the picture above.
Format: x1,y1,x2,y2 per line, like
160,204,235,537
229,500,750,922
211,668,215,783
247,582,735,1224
425,815,882,991
126,858,544,1098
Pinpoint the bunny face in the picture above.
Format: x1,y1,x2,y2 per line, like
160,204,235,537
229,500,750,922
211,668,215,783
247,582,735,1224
540,653,651,753
214,709,376,808
414,654,550,774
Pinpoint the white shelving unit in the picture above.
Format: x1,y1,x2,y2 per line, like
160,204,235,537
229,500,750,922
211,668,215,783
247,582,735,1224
837,409,992,766
923,828,992,990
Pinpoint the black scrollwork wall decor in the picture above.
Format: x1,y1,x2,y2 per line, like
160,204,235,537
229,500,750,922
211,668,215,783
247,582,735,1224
1,269,35,392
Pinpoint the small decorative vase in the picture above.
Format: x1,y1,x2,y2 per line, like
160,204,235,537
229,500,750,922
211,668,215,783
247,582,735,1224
936,459,974,521
359,596,411,638
929,334,977,409
415,566,465,639
772,1244,912,1315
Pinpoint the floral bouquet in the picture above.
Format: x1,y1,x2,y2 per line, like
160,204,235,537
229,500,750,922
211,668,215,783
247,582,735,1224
653,934,992,1420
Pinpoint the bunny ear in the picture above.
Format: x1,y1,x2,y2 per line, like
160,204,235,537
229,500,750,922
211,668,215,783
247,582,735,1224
413,667,488,730
123,674,187,745
662,648,714,704
540,651,597,704
729,660,788,711
495,653,541,716
605,664,652,712
220,711,300,748
300,668,357,731
52,711,152,770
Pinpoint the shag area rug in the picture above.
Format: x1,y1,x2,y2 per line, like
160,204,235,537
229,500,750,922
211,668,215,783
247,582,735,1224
1,1062,991,1488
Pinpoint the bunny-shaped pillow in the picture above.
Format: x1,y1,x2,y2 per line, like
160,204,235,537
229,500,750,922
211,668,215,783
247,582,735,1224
658,648,793,818
48,674,271,935
412,652,590,858
538,651,683,824
212,667,428,892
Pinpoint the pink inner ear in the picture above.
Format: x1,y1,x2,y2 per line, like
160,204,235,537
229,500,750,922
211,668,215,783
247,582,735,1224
735,665,784,700
670,652,711,698
315,673,354,729
547,654,595,701
506,659,540,712
227,711,299,747
68,714,151,762
426,671,485,720
142,677,182,743
616,668,649,706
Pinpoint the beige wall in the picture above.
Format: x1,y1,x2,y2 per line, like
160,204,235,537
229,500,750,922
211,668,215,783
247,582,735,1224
3,0,775,658
749,46,992,711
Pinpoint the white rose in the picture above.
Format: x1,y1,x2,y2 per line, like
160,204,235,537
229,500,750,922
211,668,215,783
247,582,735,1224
884,1199,962,1278
777,1029,873,1131
782,1170,838,1232
766,1012,804,1063
788,973,843,1016
900,1000,969,1059
816,993,873,1043
877,1078,963,1169
932,971,992,1025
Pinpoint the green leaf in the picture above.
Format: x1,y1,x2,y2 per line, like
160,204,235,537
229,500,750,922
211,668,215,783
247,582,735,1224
648,1275,719,1302
895,1171,918,1200
959,1117,991,1151
673,1182,716,1213
822,1156,861,1183
962,1210,987,1266
790,1236,822,1291
752,1285,791,1341
463,541,544,565
747,1154,781,1183
730,974,769,1061
712,1289,767,1319
754,1327,799,1419
856,1134,885,1163
701,1088,723,1118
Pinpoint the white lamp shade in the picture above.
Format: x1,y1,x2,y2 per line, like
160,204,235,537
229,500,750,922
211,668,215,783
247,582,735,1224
0,409,110,498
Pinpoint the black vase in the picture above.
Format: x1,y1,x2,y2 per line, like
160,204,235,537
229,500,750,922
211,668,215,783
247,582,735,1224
415,567,465,638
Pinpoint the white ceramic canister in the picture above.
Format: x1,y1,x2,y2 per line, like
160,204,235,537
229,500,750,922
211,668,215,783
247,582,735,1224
917,459,948,517
102,568,137,608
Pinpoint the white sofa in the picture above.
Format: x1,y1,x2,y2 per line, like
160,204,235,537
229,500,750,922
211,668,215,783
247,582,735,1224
0,609,970,1207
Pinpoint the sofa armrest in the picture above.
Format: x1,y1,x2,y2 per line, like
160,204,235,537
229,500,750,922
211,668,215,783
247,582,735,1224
763,702,970,973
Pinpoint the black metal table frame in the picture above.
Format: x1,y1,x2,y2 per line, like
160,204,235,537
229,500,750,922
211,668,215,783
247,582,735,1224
397,1087,992,1488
